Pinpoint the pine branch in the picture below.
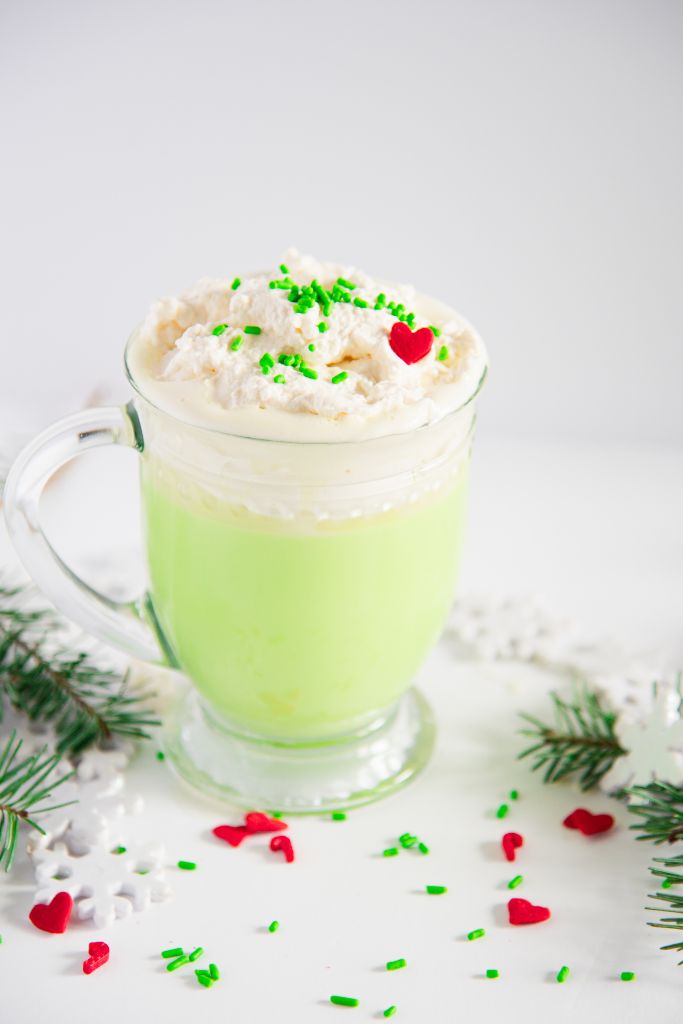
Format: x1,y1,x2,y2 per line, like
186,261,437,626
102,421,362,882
0,730,75,871
0,583,159,755
518,686,626,790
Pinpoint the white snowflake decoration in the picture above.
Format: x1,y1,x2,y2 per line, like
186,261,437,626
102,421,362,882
75,742,134,783
601,682,683,793
32,840,171,927
28,772,143,855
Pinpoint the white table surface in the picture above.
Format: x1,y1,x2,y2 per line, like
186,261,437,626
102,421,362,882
1,435,682,1022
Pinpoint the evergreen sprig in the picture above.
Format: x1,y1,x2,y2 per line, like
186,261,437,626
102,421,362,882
518,686,626,790
0,730,75,871
0,583,159,755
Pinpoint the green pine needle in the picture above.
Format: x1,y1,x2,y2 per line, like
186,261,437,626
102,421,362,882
0,584,159,755
518,686,625,790
0,730,75,871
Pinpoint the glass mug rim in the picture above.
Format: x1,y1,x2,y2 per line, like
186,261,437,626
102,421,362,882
123,325,488,449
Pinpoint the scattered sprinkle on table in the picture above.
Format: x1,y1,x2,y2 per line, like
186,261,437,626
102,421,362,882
418,841,429,854
331,811,347,821
161,947,184,958
178,860,196,870
383,1007,397,1018
244,325,262,334
167,955,190,972
330,996,359,1007
383,847,399,857
556,965,570,983
331,371,348,384
188,947,204,961
621,971,636,981
230,335,242,351
279,263,289,274
231,277,241,290
156,750,165,761
113,845,126,854
496,803,509,819
509,789,519,800
209,963,220,980
399,833,417,848
426,885,447,895
196,971,212,988
486,969,499,979
467,928,485,941
386,958,407,971
662,877,673,889
212,324,228,336
508,874,524,889
268,920,279,933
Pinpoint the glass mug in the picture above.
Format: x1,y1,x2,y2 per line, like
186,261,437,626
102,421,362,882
3,328,486,811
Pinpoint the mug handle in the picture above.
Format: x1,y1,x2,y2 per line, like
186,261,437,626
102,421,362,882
2,402,171,665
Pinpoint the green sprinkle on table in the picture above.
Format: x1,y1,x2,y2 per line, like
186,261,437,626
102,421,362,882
268,920,279,933
331,371,348,384
212,324,228,336
556,965,570,983
231,277,241,290
383,847,399,857
244,325,261,335
486,969,499,979
279,263,289,274
621,971,636,981
188,947,204,962
418,842,429,854
426,885,447,895
156,750,165,761
386,958,406,971
509,789,519,800
331,811,346,820
496,803,509,819
196,973,213,988
209,963,220,980
167,955,190,972
113,845,127,854
230,335,242,351
177,860,196,870
161,947,184,959
467,928,485,941
508,874,523,889
383,1007,397,1018
330,996,359,1007
399,833,417,848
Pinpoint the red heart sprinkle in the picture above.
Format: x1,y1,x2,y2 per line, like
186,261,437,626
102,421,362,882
29,891,73,934
563,808,614,836
388,322,434,365
508,897,551,926
245,812,287,834
213,824,250,847
501,832,524,862
83,940,110,974
270,834,294,863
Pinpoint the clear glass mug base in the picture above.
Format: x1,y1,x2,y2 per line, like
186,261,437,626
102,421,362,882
162,685,435,813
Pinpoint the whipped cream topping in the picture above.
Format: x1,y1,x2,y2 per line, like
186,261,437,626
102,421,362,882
127,250,487,441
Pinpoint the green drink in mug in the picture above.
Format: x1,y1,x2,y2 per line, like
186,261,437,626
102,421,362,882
4,250,487,811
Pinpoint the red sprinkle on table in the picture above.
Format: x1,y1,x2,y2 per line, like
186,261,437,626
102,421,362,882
245,812,288,834
501,832,524,862
388,322,434,364
563,808,615,836
29,891,73,934
212,824,251,847
270,835,295,863
83,941,110,974
508,898,551,926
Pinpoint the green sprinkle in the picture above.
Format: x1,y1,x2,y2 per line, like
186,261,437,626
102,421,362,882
467,929,485,941
486,969,499,979
556,965,570,983
383,847,399,857
383,1008,397,1019
209,963,220,980
330,996,359,1007
353,297,368,308
273,374,286,384
331,811,347,821
426,885,447,895
161,947,184,959
418,842,429,855
406,312,416,327
167,955,190,972
270,811,283,819
279,263,289,274
331,371,348,384
399,833,418,848
429,325,441,337
308,343,316,352
212,324,228,336
437,345,448,361
177,860,196,870
268,920,279,932
188,947,204,962
156,751,165,761
301,367,318,379
288,286,300,302
259,352,274,374
195,969,211,979
386,958,407,971
336,277,355,290
375,292,387,308
318,322,329,333
244,325,262,335
196,974,213,988
508,875,523,889
496,804,509,819
621,971,635,982
231,277,241,290
230,335,242,351
662,877,674,889
509,789,519,800
278,353,294,365
113,845,127,854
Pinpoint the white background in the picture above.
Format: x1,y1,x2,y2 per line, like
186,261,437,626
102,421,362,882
1,0,682,447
